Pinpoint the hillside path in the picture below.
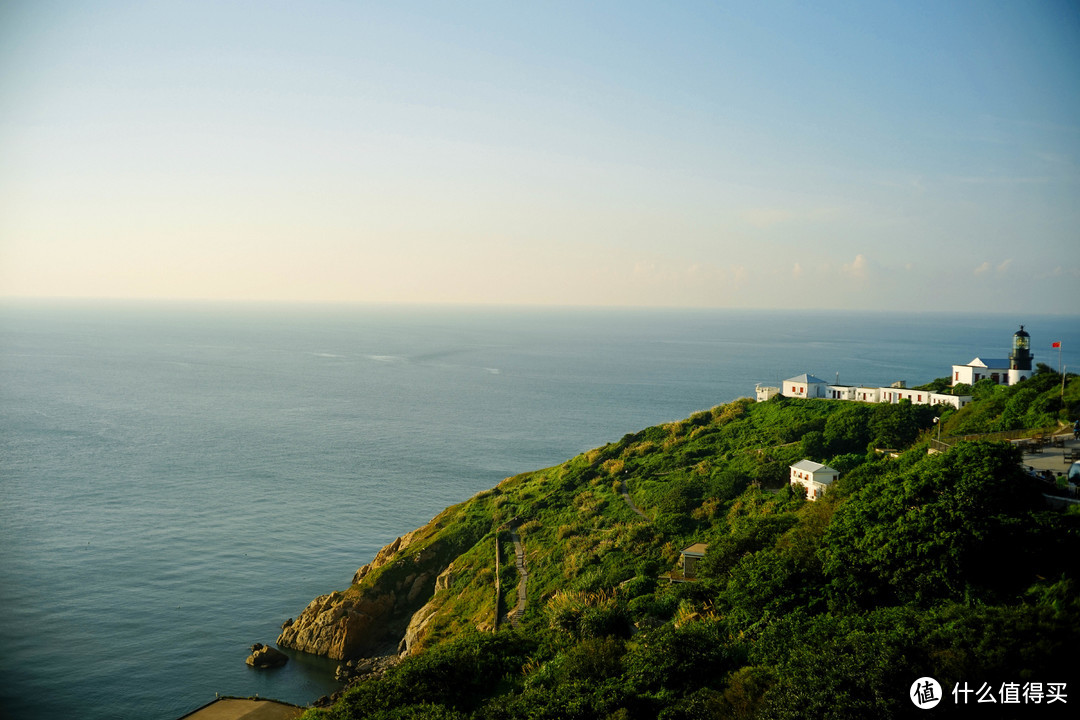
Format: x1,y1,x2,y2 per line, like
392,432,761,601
507,528,528,627
620,480,649,519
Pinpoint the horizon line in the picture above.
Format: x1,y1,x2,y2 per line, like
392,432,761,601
1,295,1076,318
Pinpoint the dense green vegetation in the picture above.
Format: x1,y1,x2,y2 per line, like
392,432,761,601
924,363,1080,437
304,373,1080,720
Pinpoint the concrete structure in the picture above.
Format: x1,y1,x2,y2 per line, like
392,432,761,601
178,698,304,720
680,543,709,579
790,460,838,501
755,384,780,402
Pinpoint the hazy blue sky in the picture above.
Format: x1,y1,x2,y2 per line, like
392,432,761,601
2,1,1078,310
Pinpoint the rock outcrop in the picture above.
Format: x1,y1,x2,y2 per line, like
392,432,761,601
246,643,288,668
275,589,399,660
398,562,456,656
277,505,487,660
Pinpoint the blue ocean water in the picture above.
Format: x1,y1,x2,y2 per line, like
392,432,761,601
1,302,1077,720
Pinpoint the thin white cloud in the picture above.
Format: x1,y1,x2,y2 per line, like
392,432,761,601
974,259,1013,276
841,254,869,280
792,263,803,279
1041,266,1080,279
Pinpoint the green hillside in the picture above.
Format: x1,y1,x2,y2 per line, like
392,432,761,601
301,373,1080,720
931,364,1080,437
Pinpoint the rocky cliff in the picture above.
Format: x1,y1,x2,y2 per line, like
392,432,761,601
277,501,490,660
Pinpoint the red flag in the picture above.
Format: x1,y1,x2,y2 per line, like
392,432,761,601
1052,341,1061,348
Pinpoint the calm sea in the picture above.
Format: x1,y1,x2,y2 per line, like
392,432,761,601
1,302,1077,719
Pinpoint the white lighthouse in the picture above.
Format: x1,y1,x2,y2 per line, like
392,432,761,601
1008,325,1033,385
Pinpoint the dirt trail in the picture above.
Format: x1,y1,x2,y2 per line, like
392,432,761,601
620,480,648,519
507,528,528,627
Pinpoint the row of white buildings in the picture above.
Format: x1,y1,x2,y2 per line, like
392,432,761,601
756,327,1035,410
755,374,973,409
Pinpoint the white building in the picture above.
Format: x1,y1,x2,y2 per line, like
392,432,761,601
763,374,972,409
883,387,929,404
763,328,1024,407
755,384,781,402
782,374,829,399
927,393,971,409
951,326,1034,387
882,387,972,409
854,386,882,403
790,459,839,501
951,357,1011,387
826,385,857,400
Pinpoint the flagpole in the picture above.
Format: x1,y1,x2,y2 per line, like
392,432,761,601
1053,341,1064,401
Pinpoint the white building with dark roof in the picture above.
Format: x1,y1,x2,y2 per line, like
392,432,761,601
951,357,1011,387
782,374,829,399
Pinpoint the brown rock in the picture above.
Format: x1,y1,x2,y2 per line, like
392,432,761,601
246,643,288,668
278,509,486,661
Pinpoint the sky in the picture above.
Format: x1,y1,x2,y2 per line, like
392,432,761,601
1,0,1078,311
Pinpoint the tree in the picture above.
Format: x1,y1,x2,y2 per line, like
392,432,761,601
822,404,873,455
999,387,1038,431
799,430,826,459
822,442,1047,608
972,377,1001,401
623,619,745,694
868,402,923,449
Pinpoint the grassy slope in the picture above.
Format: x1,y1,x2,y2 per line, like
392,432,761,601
304,374,1080,719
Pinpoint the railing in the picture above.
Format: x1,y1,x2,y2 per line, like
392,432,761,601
943,425,1062,445
929,424,1068,455
929,439,951,453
